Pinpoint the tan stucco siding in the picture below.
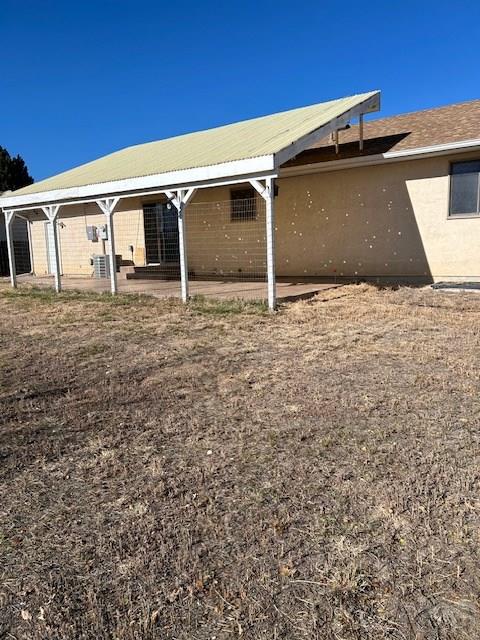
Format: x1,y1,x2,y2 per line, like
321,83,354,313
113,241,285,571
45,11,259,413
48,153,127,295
30,199,147,275
276,163,433,278
186,187,266,277
30,190,266,277
28,151,480,281
30,220,49,274
275,152,480,280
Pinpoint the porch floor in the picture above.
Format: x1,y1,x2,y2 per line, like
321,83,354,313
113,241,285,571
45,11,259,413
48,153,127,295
8,274,341,302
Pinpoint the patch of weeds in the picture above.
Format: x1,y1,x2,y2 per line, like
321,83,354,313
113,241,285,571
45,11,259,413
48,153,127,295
0,286,155,309
108,293,157,308
0,531,11,550
74,343,107,360
116,324,159,341
97,310,116,322
189,295,268,316
0,286,58,309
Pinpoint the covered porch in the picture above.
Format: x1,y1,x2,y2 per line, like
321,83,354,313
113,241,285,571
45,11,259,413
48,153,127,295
0,91,380,310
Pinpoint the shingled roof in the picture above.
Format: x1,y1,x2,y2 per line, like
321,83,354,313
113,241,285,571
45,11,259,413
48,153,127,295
286,99,480,166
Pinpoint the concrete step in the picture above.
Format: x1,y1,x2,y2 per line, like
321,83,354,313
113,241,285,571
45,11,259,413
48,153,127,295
126,264,182,280
126,264,265,282
133,264,180,272
126,271,186,281
118,264,135,280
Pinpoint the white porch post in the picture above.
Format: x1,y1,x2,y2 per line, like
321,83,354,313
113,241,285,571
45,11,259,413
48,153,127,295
41,205,62,293
4,210,17,288
265,177,276,311
26,218,34,274
96,197,120,294
166,188,196,303
177,191,189,302
249,177,277,311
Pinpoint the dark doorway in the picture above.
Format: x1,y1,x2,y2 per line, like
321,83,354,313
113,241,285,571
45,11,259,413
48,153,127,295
143,202,180,264
0,217,31,276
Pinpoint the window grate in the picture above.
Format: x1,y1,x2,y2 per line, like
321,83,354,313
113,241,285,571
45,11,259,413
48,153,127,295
231,188,257,221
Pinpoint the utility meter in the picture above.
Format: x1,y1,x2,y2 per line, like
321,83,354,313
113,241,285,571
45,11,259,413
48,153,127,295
86,225,98,242
98,224,108,240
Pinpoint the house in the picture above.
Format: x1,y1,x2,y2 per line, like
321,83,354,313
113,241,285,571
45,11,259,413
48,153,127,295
1,90,480,309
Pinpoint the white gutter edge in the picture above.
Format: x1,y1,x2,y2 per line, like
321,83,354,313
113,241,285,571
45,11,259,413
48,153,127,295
0,155,275,209
280,138,480,177
385,138,480,158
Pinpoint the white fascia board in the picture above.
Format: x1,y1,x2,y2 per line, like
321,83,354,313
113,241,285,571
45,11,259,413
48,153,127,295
3,172,279,217
273,91,381,168
0,155,275,209
279,138,480,178
384,138,480,159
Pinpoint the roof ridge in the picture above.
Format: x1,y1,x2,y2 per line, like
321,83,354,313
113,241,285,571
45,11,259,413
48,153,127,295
122,90,380,153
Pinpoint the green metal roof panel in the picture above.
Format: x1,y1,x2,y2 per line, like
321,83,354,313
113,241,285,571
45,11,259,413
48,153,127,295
12,91,378,197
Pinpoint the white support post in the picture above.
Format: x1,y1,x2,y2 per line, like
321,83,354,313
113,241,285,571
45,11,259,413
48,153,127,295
27,219,34,274
265,177,276,311
177,192,189,303
165,188,196,303
4,210,17,288
249,177,276,311
41,205,62,292
96,197,120,294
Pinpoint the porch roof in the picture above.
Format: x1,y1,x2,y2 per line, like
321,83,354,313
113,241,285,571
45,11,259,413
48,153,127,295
1,91,379,209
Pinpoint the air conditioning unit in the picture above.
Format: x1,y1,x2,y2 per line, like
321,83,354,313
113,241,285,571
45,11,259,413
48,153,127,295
93,254,110,278
92,254,122,278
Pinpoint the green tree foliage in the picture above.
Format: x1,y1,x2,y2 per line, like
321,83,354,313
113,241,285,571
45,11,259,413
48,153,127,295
0,146,34,192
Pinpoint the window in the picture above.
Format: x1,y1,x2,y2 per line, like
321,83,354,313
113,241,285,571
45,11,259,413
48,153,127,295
449,160,480,217
231,188,257,221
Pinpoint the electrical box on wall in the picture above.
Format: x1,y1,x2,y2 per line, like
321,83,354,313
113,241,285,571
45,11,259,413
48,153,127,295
98,225,108,240
86,225,98,242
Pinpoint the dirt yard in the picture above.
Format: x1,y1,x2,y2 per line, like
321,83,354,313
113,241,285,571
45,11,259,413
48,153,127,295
0,284,479,639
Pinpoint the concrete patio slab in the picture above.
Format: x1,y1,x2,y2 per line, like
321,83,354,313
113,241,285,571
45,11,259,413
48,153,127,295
4,274,342,302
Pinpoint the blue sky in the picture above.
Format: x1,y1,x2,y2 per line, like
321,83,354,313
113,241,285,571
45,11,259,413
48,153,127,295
1,0,479,180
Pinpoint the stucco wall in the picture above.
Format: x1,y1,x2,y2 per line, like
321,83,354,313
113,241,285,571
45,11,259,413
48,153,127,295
28,151,480,281
275,151,480,281
30,198,146,276
184,187,266,277
29,191,266,277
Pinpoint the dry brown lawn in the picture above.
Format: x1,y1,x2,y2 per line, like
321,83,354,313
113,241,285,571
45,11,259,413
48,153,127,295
0,283,479,639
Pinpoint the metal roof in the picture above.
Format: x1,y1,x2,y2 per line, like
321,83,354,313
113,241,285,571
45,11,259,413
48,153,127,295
8,92,379,201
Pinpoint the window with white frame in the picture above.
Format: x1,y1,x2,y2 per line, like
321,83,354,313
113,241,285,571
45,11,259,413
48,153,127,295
449,160,480,217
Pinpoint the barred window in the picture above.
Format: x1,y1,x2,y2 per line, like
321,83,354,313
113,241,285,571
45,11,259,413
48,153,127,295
450,161,480,217
231,188,257,221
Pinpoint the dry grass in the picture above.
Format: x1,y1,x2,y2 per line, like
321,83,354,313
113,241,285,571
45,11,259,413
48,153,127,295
0,282,479,639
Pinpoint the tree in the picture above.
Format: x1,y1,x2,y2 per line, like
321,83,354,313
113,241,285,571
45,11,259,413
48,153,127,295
0,147,34,276
0,146,34,192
